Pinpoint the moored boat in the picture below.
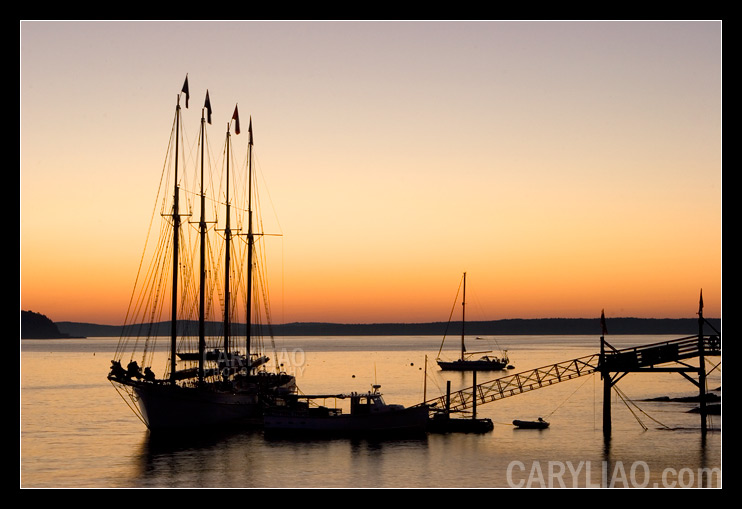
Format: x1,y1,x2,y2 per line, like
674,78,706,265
436,273,510,371
263,385,430,437
513,418,550,429
427,411,494,434
107,76,296,431
436,356,509,371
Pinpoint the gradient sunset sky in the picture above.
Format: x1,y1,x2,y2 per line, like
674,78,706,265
20,20,721,326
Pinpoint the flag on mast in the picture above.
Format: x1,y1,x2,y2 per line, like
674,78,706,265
600,309,608,336
204,90,212,124
699,290,704,315
181,75,190,108
232,105,240,134
248,116,253,145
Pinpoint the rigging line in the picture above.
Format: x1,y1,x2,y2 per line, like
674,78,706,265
545,372,595,418
436,275,464,359
613,385,648,431
704,356,721,376
117,114,178,359
423,357,446,396
613,384,672,430
205,231,220,322
702,373,716,429
126,220,170,368
703,318,719,336
253,150,284,236
109,381,148,427
256,256,279,368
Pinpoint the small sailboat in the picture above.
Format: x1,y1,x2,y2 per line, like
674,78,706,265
436,273,510,371
108,77,295,431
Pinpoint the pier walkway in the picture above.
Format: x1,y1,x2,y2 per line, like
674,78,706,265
422,333,721,422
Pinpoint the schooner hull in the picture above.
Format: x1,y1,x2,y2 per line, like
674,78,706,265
132,383,263,431
113,373,297,431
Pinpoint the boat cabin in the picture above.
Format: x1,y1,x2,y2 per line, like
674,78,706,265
349,385,404,415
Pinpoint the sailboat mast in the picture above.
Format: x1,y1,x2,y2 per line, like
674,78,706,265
169,97,182,383
245,118,254,363
461,272,466,362
198,96,208,384
224,123,232,355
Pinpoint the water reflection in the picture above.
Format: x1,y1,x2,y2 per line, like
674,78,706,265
132,427,432,488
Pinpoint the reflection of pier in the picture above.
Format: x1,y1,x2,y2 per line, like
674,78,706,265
422,298,720,436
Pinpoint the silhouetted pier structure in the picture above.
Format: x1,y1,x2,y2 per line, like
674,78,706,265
423,298,720,436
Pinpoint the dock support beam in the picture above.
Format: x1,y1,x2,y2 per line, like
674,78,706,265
698,296,707,436
472,371,477,419
445,380,451,417
601,336,612,437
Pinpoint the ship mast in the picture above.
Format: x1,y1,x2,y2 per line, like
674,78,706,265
246,117,254,363
461,272,466,362
223,104,242,357
169,92,183,384
223,121,233,355
198,91,211,384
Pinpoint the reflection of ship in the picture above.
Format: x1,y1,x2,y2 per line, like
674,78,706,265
108,77,295,431
263,385,430,437
436,272,510,371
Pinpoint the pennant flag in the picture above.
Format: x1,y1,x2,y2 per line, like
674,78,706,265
699,289,704,315
181,75,190,108
248,116,253,145
232,105,240,134
204,90,212,124
600,309,607,336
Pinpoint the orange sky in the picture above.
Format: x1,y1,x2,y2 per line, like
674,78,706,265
20,21,721,325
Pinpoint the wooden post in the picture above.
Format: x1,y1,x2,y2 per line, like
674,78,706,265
601,336,612,437
472,370,477,419
446,380,451,417
698,291,707,435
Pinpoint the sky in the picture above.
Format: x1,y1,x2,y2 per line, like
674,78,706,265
20,20,721,326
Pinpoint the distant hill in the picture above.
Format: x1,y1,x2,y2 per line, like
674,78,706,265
21,310,75,339
51,316,721,338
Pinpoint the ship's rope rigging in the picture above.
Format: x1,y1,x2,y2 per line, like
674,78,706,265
116,113,181,362
468,285,507,355
114,100,287,381
435,274,508,361
436,275,463,360
612,384,671,431
541,371,595,420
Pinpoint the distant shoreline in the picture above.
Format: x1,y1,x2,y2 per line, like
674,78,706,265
42,317,720,340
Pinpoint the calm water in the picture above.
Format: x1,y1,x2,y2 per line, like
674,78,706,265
20,335,722,488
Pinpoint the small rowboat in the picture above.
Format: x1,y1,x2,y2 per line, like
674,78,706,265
513,418,550,429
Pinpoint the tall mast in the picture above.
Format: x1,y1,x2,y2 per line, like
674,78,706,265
223,122,232,355
461,272,466,362
224,104,240,356
169,95,182,383
198,91,211,383
245,117,254,363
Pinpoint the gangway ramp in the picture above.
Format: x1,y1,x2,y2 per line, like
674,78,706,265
424,334,720,415
425,354,600,414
